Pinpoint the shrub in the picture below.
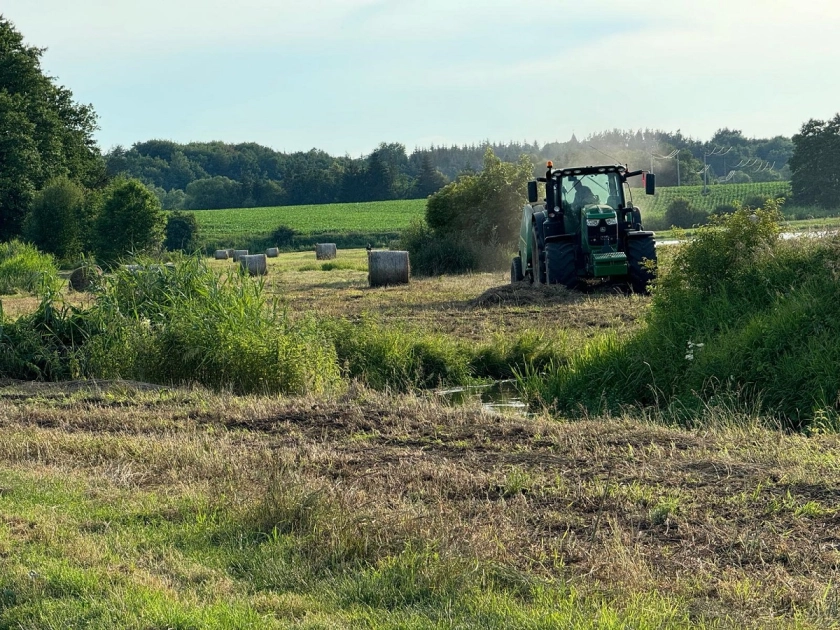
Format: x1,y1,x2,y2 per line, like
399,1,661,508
663,198,708,228
164,211,199,252
400,219,508,276
713,203,737,215
422,148,531,266
94,178,166,264
23,178,87,261
271,225,297,249
742,193,771,210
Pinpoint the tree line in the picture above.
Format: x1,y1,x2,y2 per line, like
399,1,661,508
103,129,794,211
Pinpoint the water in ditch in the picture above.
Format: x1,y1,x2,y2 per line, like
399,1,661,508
436,379,529,416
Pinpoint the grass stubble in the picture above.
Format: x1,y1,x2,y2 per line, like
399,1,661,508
0,383,838,628
0,243,838,627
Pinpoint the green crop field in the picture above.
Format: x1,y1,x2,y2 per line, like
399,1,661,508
191,199,426,250
632,180,792,219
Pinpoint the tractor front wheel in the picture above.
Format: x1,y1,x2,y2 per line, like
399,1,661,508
545,241,577,289
531,230,546,284
510,256,524,283
627,236,657,294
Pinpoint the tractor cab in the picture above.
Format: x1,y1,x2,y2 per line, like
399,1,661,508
515,163,658,291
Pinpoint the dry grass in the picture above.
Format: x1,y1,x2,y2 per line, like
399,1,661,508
0,380,837,627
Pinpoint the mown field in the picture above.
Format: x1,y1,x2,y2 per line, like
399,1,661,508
2,213,840,627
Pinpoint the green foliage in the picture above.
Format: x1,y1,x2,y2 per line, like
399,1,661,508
790,114,840,209
325,318,473,391
94,178,166,264
0,18,104,240
400,219,508,276
184,176,242,210
663,198,708,228
271,224,297,248
523,200,840,429
413,152,448,198
0,239,61,295
164,211,199,252
425,148,531,249
635,181,791,223
0,256,340,394
23,177,88,260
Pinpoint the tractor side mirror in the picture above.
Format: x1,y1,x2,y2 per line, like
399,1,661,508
645,173,656,195
527,181,538,203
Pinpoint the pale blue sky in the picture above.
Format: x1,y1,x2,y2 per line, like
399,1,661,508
4,0,839,155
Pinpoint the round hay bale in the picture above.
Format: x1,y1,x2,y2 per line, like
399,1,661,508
123,264,144,273
265,247,279,258
233,249,249,262
368,250,410,287
315,243,337,260
214,249,229,260
240,254,268,276
227,248,235,258
68,265,103,292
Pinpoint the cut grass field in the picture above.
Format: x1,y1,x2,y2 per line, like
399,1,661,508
1,244,839,626
0,381,838,628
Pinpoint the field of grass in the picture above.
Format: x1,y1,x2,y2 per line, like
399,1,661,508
192,199,426,251
188,183,825,253
1,235,839,626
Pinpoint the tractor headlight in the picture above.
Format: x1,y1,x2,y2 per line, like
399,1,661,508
586,219,600,227
605,217,617,225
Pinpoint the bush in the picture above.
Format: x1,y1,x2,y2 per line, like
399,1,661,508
23,178,87,261
523,199,840,430
400,219,507,276
742,194,771,210
164,211,199,252
0,240,61,295
94,178,166,265
663,198,708,228
271,225,297,249
424,148,531,253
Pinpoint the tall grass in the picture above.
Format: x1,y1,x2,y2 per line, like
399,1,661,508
0,240,62,295
523,200,840,430
0,256,339,394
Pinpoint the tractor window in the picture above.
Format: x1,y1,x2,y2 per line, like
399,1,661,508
561,173,623,211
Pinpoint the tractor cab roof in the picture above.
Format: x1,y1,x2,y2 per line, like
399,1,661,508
550,165,626,178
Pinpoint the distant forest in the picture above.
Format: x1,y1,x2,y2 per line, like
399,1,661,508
104,129,795,210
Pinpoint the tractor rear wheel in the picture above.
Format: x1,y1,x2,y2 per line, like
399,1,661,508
627,236,657,294
545,241,577,289
531,230,546,284
510,256,524,283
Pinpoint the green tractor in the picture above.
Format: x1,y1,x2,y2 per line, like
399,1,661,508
511,163,658,292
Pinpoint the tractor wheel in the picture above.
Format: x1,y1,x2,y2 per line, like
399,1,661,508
545,241,577,289
531,230,546,284
510,255,524,283
627,236,657,294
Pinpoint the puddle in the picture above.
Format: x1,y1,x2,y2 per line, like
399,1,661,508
436,380,529,416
